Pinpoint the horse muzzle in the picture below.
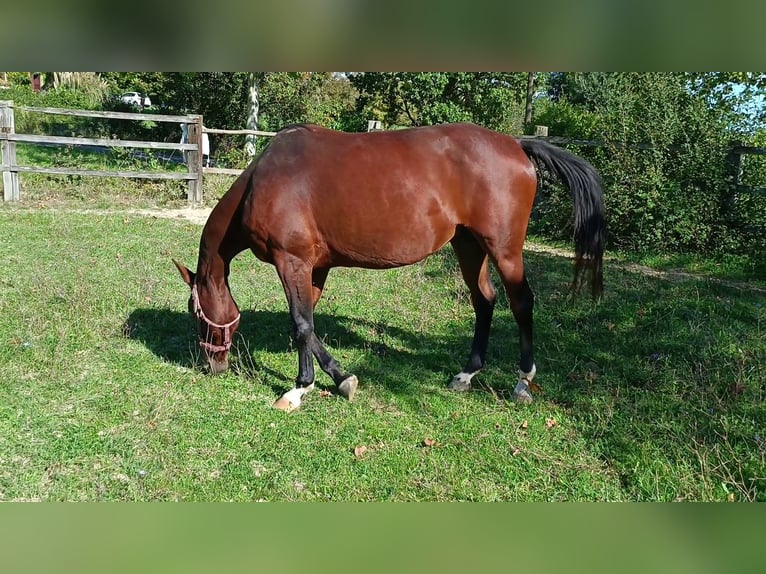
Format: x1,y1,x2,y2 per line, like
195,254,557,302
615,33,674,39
204,349,230,374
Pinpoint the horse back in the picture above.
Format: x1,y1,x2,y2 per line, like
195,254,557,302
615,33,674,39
241,123,537,268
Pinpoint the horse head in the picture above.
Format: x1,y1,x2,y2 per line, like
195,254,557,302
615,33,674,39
173,259,240,374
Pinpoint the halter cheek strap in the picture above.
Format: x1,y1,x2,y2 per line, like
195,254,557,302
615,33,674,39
191,284,240,353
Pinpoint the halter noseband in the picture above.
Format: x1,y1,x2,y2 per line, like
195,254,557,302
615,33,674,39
191,283,240,353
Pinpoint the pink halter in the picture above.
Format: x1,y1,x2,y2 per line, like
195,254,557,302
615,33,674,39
191,283,240,353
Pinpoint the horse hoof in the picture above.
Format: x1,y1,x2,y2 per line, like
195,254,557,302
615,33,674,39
447,372,473,392
513,391,533,404
273,396,298,412
273,384,314,412
512,380,534,404
337,375,358,401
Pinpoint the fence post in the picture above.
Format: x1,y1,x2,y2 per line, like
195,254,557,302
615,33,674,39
186,114,204,204
1,100,20,201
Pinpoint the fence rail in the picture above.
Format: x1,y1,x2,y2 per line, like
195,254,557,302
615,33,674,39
727,141,766,196
1,101,214,203
16,105,198,124
203,127,277,137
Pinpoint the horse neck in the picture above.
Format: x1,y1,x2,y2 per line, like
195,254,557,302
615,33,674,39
195,175,249,304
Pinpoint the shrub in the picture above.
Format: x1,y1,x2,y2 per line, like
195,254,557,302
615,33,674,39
529,74,752,257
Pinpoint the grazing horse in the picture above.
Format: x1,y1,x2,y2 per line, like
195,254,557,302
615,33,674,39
174,122,604,412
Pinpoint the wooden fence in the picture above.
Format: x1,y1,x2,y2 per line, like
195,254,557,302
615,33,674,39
726,142,766,196
2,102,764,204
0,100,276,204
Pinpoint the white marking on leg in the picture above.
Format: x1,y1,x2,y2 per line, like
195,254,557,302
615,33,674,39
521,363,536,382
448,370,479,392
513,363,536,404
273,383,315,412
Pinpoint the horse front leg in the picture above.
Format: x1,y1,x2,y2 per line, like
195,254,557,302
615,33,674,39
271,257,317,412
272,260,357,412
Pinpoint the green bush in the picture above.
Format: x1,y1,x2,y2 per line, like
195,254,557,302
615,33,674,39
529,74,756,257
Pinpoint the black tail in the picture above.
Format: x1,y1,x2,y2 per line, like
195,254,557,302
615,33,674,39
519,138,605,298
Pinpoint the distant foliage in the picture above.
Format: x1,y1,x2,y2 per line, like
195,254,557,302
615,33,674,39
2,84,107,138
4,72,763,261
349,72,527,133
531,73,757,257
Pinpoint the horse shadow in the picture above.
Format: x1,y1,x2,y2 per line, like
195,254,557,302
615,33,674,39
123,307,509,398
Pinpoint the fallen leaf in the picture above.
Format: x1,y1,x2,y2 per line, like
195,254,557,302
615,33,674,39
727,492,736,502
529,382,542,393
606,322,616,331
545,418,557,429
452,412,460,419
423,438,436,447
520,420,529,430
353,446,368,457
319,390,332,398
512,447,521,456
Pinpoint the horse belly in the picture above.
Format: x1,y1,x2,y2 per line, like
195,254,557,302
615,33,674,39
322,193,457,268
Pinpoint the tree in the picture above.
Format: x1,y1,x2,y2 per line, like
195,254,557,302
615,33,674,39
531,73,739,254
687,72,766,132
349,72,528,132
255,72,358,132
244,73,262,157
524,72,536,129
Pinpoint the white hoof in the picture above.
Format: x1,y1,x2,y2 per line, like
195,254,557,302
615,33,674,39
512,380,533,404
337,375,358,401
447,371,476,392
273,384,314,412
512,364,536,404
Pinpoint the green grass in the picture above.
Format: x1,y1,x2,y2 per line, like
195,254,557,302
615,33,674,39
0,208,763,501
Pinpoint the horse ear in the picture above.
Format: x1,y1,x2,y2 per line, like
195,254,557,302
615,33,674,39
172,259,195,288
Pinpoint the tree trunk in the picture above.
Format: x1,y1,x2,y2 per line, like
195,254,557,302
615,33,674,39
245,73,260,157
524,72,536,130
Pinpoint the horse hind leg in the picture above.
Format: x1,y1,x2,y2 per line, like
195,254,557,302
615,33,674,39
447,229,497,392
493,253,537,404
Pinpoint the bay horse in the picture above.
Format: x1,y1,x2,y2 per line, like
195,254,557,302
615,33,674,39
174,122,604,412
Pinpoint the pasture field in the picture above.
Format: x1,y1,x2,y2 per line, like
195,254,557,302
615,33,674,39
0,206,763,501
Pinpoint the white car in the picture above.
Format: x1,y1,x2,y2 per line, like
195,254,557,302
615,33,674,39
120,91,151,107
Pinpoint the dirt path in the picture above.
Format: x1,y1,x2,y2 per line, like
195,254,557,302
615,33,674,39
0,204,214,226
128,206,213,225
